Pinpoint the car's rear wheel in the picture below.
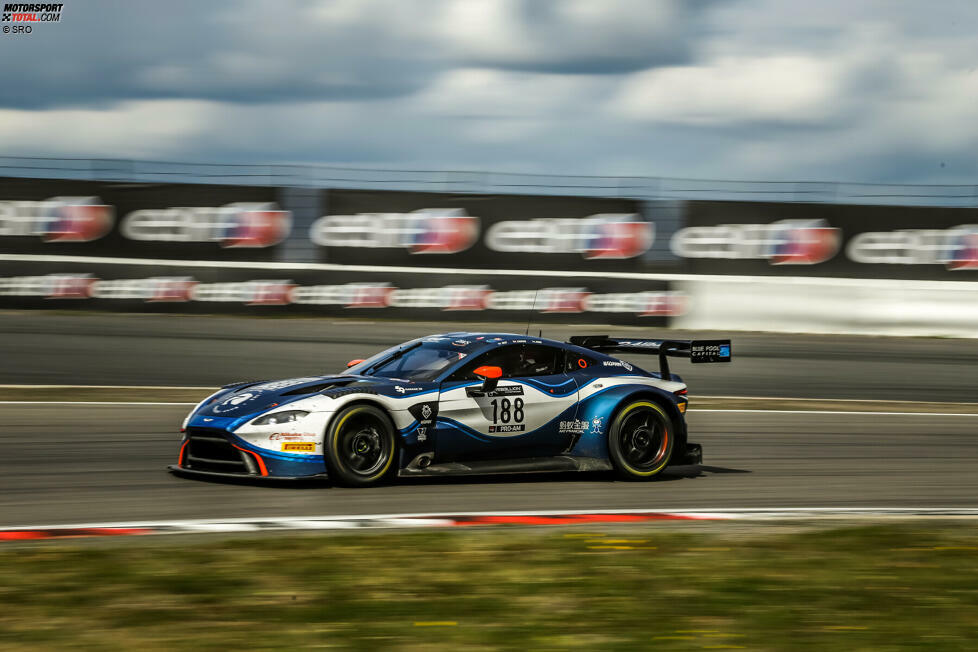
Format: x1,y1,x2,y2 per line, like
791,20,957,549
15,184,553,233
324,404,397,487
608,400,674,480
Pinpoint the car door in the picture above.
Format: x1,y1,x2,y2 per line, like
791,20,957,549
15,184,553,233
435,343,580,462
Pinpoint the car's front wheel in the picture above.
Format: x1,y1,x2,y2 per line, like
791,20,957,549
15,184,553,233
608,400,674,480
324,404,397,487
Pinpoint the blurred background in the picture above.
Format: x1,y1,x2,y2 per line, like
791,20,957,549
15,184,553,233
1,1,977,337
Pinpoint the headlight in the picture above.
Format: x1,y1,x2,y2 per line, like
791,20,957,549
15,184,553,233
251,410,310,426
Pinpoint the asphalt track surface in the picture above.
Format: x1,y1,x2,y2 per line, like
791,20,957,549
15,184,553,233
3,405,977,527
4,311,978,400
1,311,977,527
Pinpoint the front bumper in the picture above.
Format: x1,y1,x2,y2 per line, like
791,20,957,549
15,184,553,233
168,465,328,482
176,427,326,479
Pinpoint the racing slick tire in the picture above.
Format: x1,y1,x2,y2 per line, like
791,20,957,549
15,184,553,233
324,404,397,487
608,399,674,481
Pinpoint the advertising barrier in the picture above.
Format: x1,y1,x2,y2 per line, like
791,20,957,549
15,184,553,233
0,259,684,326
314,188,671,271
0,177,288,261
678,200,978,280
3,174,978,335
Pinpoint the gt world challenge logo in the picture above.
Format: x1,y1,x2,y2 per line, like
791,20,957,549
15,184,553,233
2,3,63,34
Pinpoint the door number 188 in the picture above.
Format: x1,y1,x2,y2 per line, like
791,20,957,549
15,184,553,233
490,398,524,424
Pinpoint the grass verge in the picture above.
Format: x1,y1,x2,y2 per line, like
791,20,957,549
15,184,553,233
1,523,977,650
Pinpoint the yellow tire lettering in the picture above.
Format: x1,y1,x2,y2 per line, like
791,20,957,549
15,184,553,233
330,407,394,481
616,401,671,477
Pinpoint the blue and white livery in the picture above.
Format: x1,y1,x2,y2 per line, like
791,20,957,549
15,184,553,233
170,332,731,485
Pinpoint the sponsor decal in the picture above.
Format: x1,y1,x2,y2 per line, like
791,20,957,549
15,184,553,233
488,424,525,433
590,416,605,434
416,427,427,442
310,208,478,254
394,385,424,394
690,340,732,362
269,433,317,441
0,197,113,242
281,442,316,452
616,340,660,348
121,203,290,248
602,360,633,372
452,339,471,346
250,377,322,391
486,214,652,259
559,419,589,434
671,219,839,265
846,225,978,270
466,385,524,398
409,402,439,426
212,392,258,413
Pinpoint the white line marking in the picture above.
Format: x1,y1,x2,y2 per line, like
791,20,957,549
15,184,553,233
1,402,975,415
3,387,974,410
0,253,970,290
697,395,978,405
0,401,196,406
4,507,978,533
0,384,216,390
690,409,978,417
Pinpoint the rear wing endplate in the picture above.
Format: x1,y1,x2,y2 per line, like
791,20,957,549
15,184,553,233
568,336,731,381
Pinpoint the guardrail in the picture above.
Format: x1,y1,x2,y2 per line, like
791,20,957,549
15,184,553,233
1,156,975,207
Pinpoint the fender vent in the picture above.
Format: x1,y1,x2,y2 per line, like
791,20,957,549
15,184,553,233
321,386,378,398
281,380,355,396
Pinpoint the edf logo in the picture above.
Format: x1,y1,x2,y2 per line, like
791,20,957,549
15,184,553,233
767,220,840,265
946,229,978,270
122,203,291,248
0,197,114,242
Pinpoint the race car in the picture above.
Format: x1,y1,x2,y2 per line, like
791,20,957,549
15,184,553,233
170,333,731,486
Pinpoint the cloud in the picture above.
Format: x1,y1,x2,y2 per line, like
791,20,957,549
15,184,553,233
614,55,845,126
0,0,976,185
437,0,707,73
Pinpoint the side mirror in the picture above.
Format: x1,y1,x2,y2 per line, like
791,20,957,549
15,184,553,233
347,359,365,368
473,365,502,393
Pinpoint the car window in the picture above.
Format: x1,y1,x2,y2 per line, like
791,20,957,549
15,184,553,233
351,343,468,381
565,352,600,372
448,344,563,380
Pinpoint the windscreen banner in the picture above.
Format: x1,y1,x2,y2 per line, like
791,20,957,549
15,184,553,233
677,200,978,280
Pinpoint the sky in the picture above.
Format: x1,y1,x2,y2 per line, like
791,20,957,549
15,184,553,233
1,0,977,185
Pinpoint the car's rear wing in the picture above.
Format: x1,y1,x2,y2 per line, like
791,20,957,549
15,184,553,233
568,336,731,381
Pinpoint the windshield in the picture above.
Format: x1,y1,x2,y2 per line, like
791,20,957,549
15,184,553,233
343,340,469,381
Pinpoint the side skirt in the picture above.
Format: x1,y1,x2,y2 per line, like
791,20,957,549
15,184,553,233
398,455,613,477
